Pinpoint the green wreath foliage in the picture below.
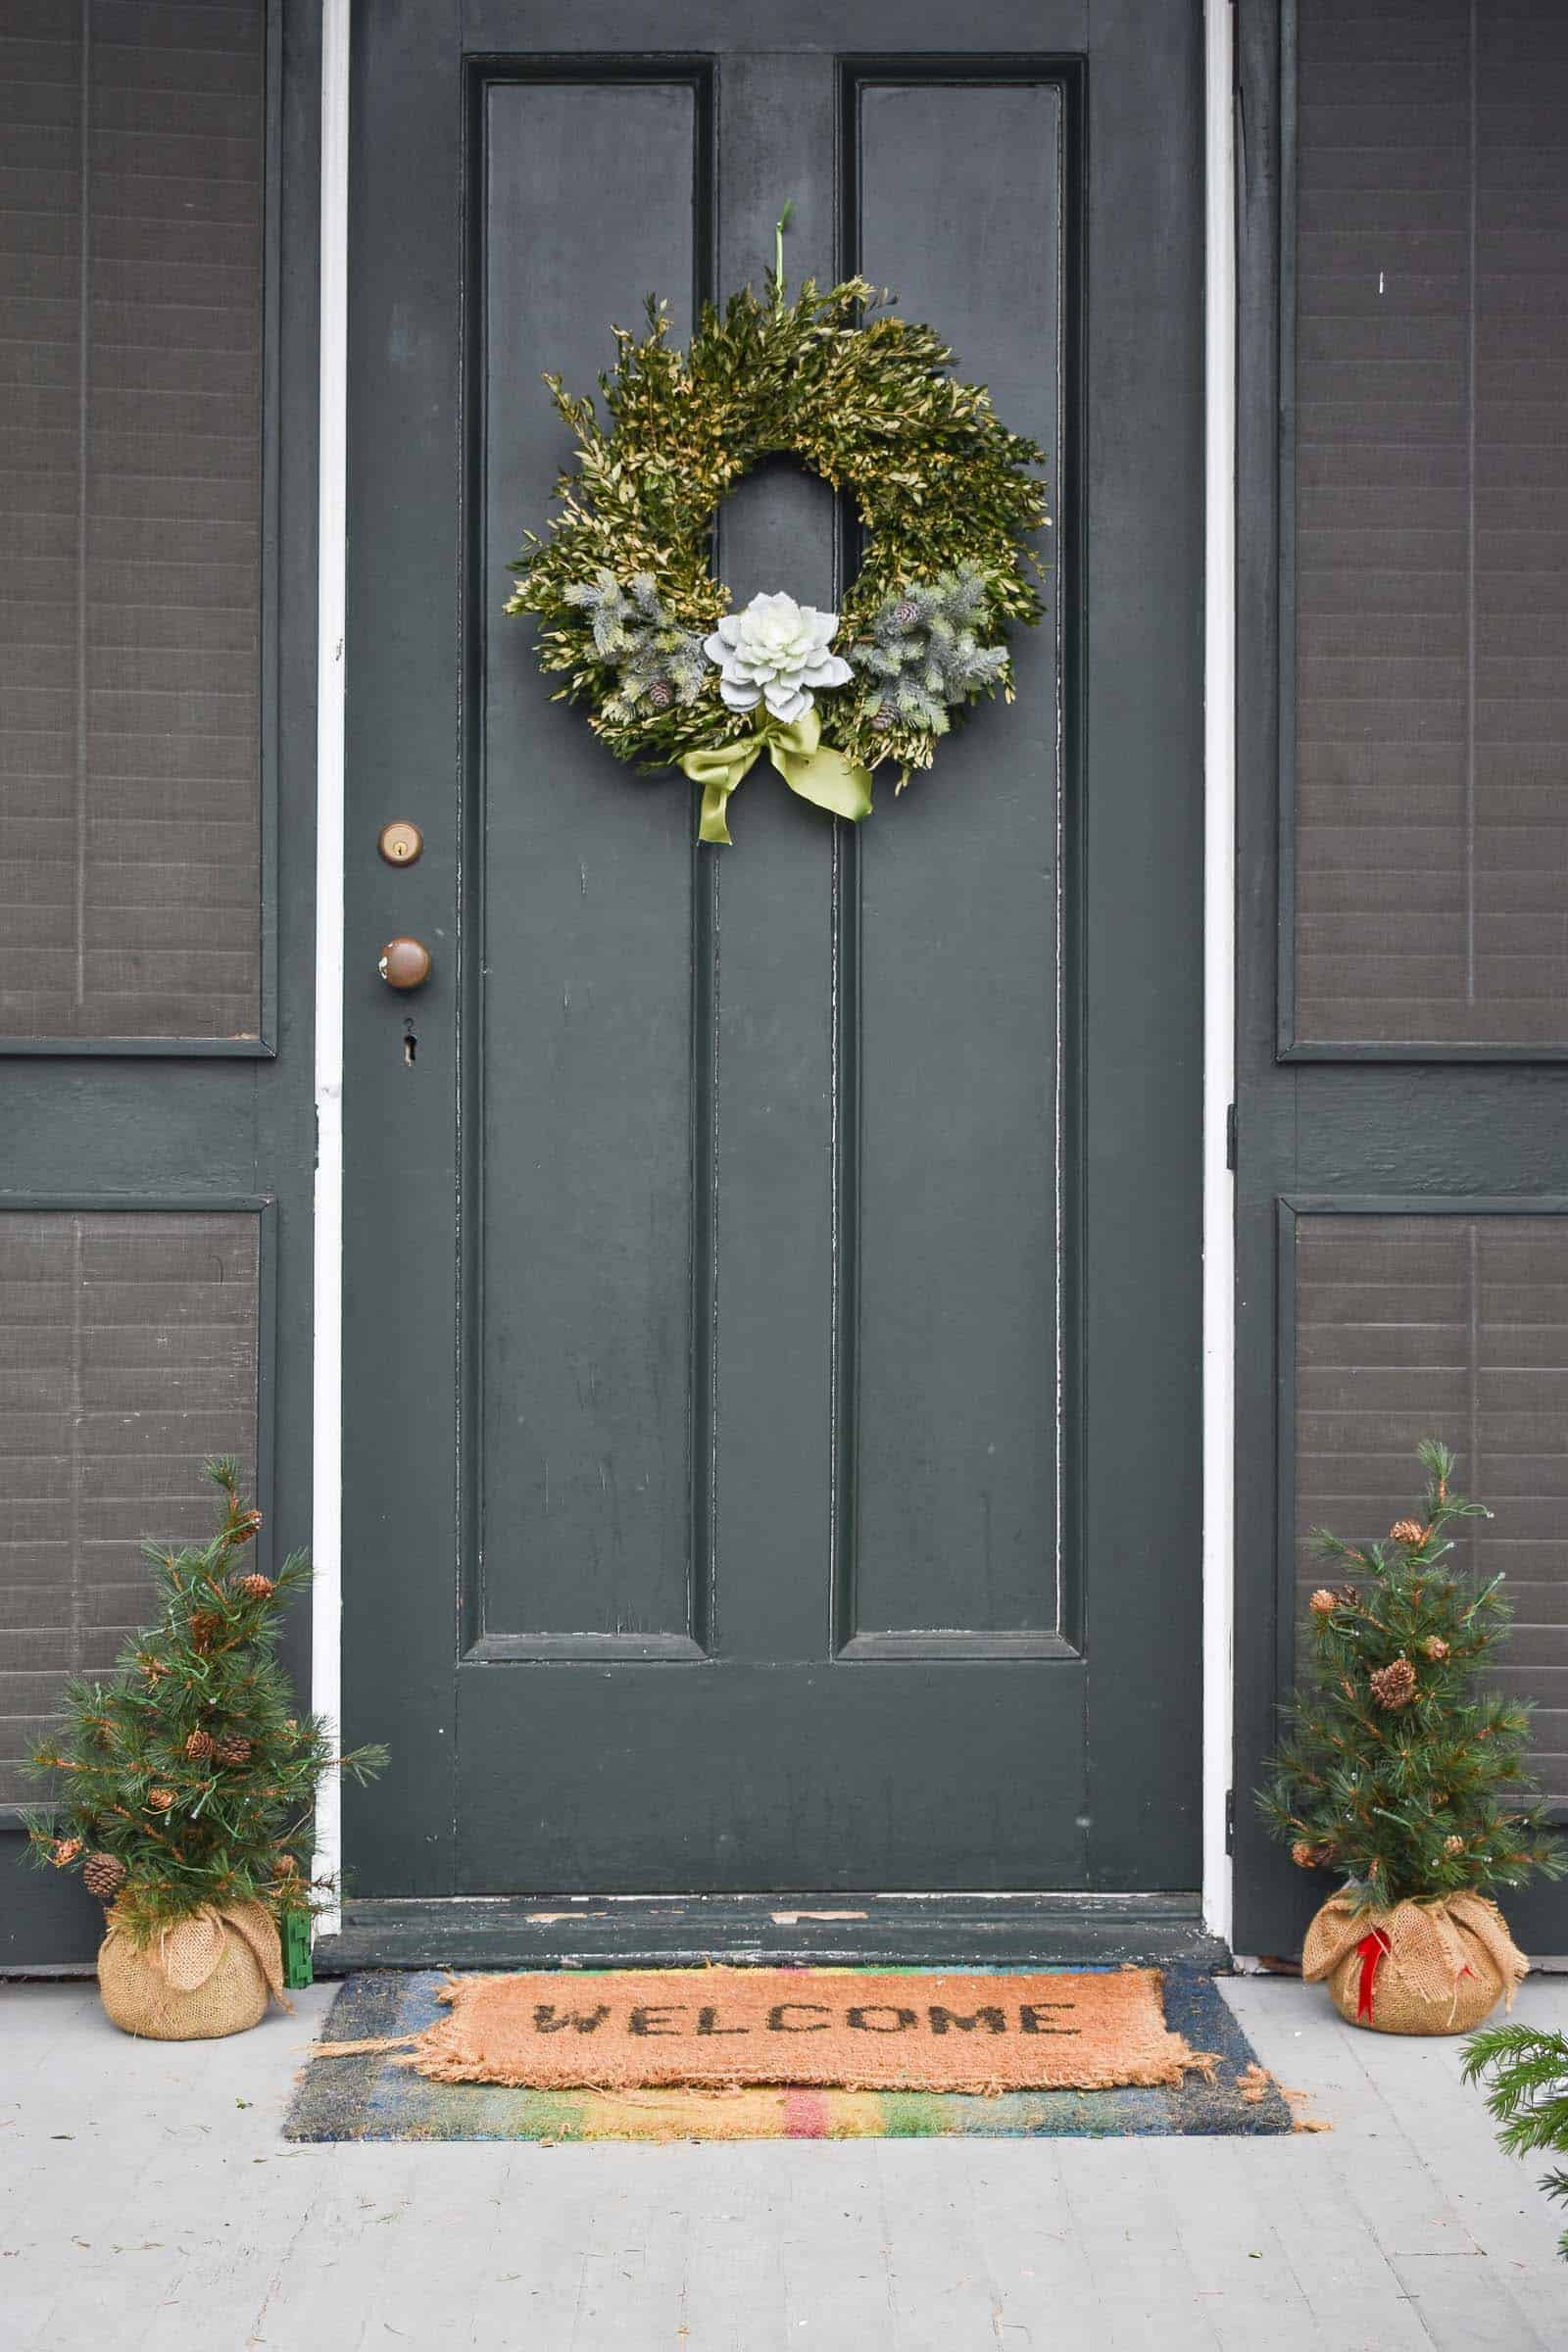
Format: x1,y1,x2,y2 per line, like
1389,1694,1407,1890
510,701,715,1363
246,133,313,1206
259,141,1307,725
507,276,1050,787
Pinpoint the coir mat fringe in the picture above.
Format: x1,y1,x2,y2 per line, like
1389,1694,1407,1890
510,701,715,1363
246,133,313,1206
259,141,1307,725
285,1968,1296,2142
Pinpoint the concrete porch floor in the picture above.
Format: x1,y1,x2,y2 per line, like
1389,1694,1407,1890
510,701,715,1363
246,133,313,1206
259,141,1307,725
3,1974,1566,2351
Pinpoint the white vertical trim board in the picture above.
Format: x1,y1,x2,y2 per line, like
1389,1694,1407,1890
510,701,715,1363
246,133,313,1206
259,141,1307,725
1201,0,1239,1949
311,0,350,1936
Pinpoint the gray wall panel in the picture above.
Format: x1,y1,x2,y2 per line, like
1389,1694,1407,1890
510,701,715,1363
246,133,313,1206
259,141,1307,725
1292,0,1568,1049
1293,1211,1568,1805
0,1,266,1043
0,1208,260,1807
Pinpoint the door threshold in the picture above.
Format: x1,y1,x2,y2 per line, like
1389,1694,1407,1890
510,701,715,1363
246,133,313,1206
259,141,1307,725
315,1891,1230,1975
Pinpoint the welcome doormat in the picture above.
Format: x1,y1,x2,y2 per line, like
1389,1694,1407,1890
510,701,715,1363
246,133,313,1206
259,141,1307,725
287,1968,1295,2141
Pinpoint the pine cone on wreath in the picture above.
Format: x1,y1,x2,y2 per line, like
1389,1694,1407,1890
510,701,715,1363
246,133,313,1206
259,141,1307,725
147,1787,175,1812
1369,1654,1418,1712
189,1610,222,1650
1389,1517,1429,1547
213,1736,252,1768
82,1851,126,1900
51,1836,83,1868
236,1573,274,1602
1308,1588,1339,1617
184,1728,216,1761
230,1508,265,1545
1331,1583,1360,1608
1422,1636,1450,1661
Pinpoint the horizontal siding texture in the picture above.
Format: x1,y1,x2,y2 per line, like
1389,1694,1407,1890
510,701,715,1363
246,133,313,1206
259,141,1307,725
1294,1213,1568,1806
0,1210,259,1806
1294,0,1568,1046
0,0,265,1040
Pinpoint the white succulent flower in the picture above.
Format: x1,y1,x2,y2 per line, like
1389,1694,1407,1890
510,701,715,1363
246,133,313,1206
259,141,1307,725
703,591,854,724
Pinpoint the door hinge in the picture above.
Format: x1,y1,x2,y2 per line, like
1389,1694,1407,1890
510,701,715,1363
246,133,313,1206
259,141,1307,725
1225,1102,1238,1170
1225,1788,1236,1855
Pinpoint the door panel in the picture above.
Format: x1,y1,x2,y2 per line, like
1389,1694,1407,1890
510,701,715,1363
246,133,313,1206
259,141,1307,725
344,0,1203,1899
477,76,705,1651
851,80,1062,1645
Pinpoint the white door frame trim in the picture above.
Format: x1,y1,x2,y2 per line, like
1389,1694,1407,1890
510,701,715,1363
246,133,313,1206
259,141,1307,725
310,0,350,1934
310,6,1241,1942
1201,0,1238,1948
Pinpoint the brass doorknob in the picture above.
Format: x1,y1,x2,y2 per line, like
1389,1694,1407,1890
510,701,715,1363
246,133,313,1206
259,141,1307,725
378,937,431,990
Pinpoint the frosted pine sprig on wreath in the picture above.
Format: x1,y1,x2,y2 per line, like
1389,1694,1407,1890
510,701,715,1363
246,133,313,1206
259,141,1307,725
850,564,1012,739
562,569,708,724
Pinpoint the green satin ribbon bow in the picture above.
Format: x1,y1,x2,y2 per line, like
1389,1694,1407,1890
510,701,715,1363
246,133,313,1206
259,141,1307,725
678,707,873,846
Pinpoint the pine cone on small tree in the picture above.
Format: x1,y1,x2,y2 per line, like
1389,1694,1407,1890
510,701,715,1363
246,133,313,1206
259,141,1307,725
22,1459,386,1945
82,1851,125,1899
1370,1655,1418,1712
1259,1441,1566,1913
1309,1589,1339,1617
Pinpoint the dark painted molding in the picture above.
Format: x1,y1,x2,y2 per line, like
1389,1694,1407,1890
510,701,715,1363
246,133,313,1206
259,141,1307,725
464,1633,707,1663
837,1630,1079,1662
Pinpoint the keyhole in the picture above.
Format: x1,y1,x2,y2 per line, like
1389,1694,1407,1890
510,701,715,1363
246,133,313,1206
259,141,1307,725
403,1024,417,1067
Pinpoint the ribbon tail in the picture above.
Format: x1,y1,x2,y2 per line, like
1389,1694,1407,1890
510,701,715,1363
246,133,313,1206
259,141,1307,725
1355,1929,1389,2023
678,740,761,847
771,741,874,826
698,783,735,846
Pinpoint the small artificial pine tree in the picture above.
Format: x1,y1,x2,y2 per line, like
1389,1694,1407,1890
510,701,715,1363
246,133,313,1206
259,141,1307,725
1258,1441,1565,1912
24,1460,385,1943
1462,2024,1568,2261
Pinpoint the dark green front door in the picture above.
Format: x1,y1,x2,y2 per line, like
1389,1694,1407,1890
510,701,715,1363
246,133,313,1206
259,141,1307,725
342,0,1204,1897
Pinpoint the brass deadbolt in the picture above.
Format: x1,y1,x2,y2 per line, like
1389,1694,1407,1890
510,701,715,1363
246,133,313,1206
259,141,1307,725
378,937,431,990
377,819,423,865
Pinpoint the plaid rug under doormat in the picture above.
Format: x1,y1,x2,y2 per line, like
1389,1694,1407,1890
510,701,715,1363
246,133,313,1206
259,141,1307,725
285,1967,1296,2141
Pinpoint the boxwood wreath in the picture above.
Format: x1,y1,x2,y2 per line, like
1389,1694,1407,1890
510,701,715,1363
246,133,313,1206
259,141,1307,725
506,265,1050,845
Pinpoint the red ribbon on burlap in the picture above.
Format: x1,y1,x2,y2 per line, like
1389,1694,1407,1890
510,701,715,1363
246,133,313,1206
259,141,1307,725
1354,1929,1391,2021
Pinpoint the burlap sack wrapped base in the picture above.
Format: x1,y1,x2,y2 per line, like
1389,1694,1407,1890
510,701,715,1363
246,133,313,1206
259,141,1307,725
1302,1888,1528,2036
97,1897,290,2040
